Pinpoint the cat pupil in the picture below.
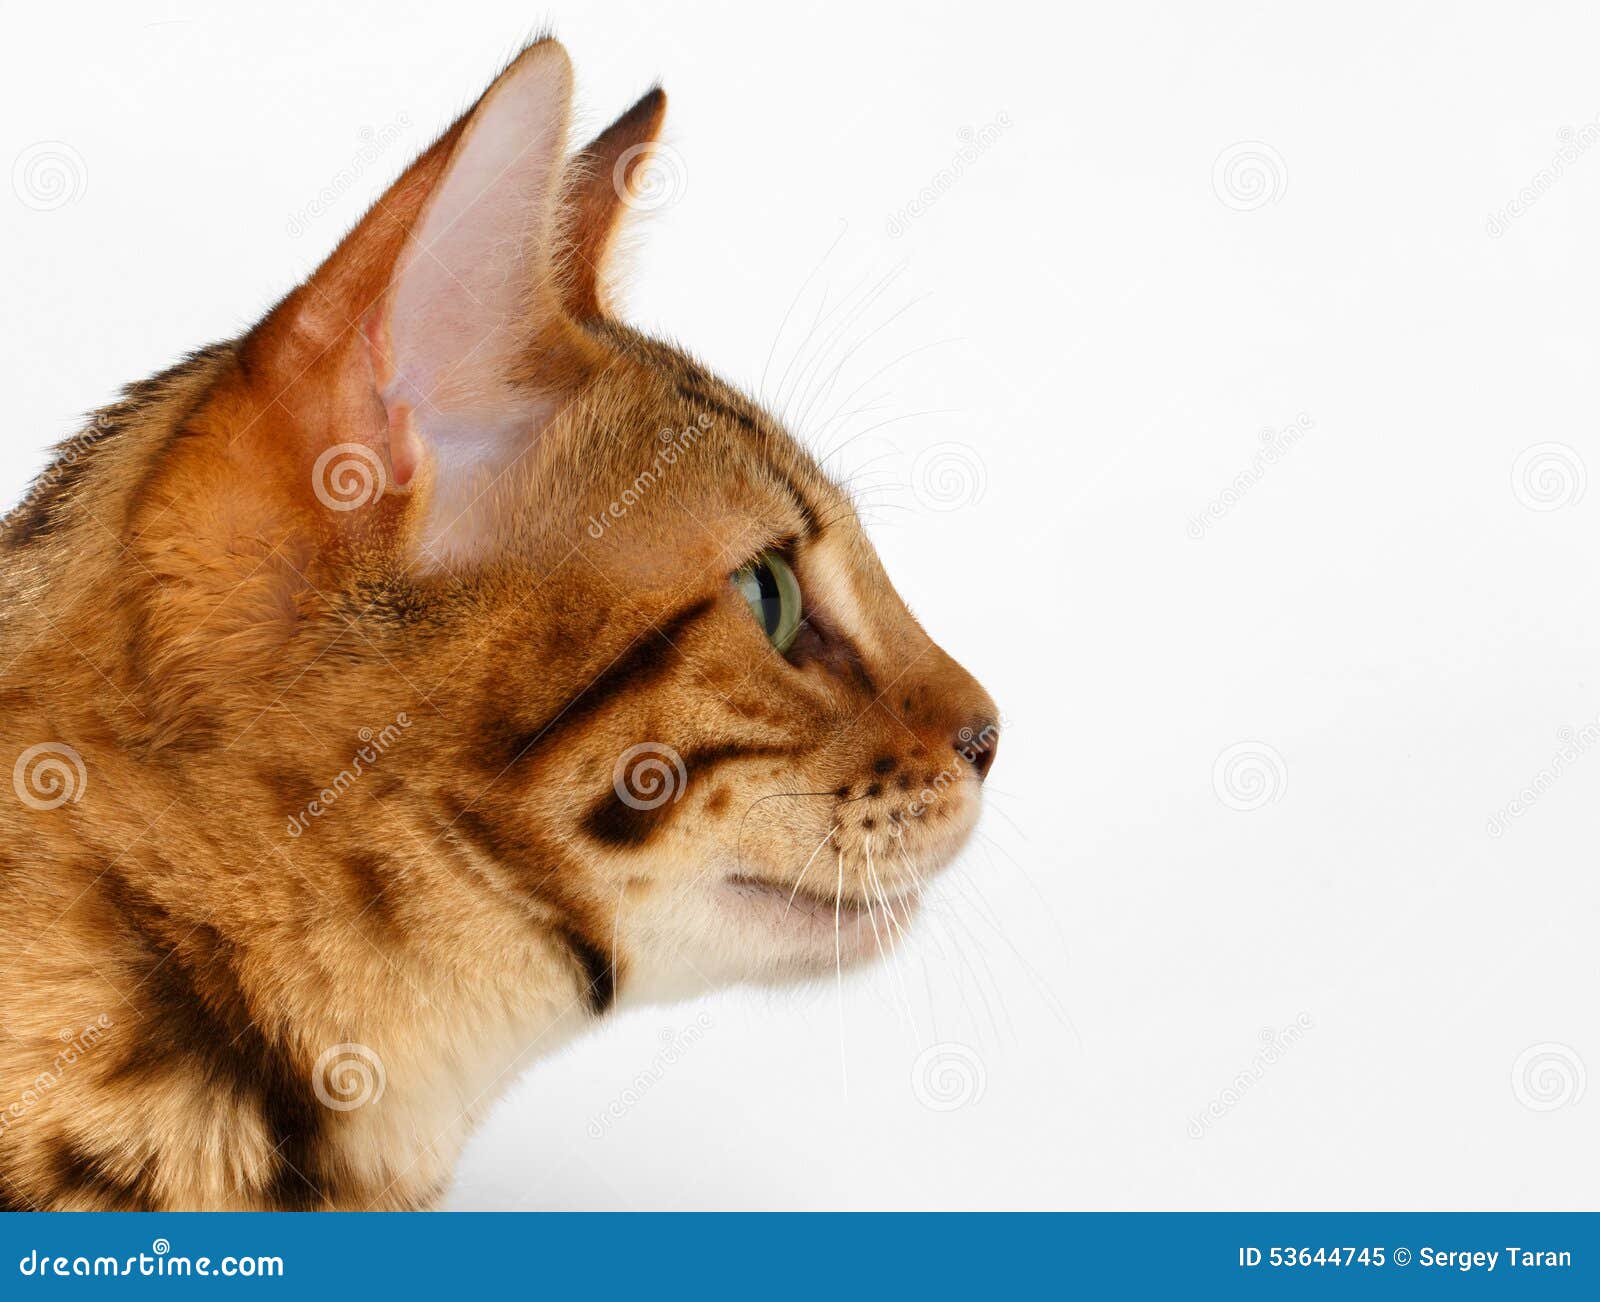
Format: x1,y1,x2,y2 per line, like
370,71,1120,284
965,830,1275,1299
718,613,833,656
753,560,782,636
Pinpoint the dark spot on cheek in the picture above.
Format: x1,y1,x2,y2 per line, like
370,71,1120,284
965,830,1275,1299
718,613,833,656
872,756,896,775
583,797,665,847
833,785,850,799
895,773,911,790
705,787,730,815
865,783,882,798
861,818,876,831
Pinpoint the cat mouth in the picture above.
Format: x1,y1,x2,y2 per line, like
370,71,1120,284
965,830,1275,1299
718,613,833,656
723,873,921,927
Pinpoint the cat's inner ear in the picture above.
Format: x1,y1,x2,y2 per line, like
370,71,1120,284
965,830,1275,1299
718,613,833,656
558,87,668,320
248,37,604,566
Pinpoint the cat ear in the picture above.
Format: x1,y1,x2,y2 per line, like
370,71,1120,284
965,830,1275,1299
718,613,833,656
242,38,600,563
558,87,668,320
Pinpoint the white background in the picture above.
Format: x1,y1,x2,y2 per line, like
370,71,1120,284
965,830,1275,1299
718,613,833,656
3,1,1595,1209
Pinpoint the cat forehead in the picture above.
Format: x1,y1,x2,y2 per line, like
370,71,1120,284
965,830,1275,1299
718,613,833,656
576,328,838,523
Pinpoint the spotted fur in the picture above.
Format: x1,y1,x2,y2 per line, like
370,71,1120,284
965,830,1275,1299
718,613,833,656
0,38,997,1210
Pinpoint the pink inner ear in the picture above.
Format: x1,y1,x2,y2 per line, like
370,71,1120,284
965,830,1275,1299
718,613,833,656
376,44,572,523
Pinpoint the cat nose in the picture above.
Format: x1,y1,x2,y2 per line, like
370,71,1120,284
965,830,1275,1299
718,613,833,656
955,717,999,782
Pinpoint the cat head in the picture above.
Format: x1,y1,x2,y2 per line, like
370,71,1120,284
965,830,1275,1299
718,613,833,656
130,39,998,1001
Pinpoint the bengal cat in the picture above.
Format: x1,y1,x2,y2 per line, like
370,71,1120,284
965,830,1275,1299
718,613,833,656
0,37,998,1210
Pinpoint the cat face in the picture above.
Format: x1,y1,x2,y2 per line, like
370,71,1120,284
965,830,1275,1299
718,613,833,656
134,39,997,1005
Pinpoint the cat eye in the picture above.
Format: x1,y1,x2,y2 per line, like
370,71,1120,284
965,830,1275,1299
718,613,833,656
732,551,803,653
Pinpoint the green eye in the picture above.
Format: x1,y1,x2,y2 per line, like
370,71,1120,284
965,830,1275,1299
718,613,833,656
732,551,803,653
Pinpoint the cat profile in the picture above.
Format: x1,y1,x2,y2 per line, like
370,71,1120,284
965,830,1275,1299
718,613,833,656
0,36,998,1210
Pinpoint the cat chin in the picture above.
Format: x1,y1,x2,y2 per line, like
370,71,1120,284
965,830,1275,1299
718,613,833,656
611,867,921,1002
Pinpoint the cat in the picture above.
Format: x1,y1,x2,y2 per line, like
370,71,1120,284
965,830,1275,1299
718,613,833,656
0,36,998,1210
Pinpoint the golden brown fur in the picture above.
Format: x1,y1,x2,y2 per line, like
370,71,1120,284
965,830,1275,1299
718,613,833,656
0,39,997,1210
